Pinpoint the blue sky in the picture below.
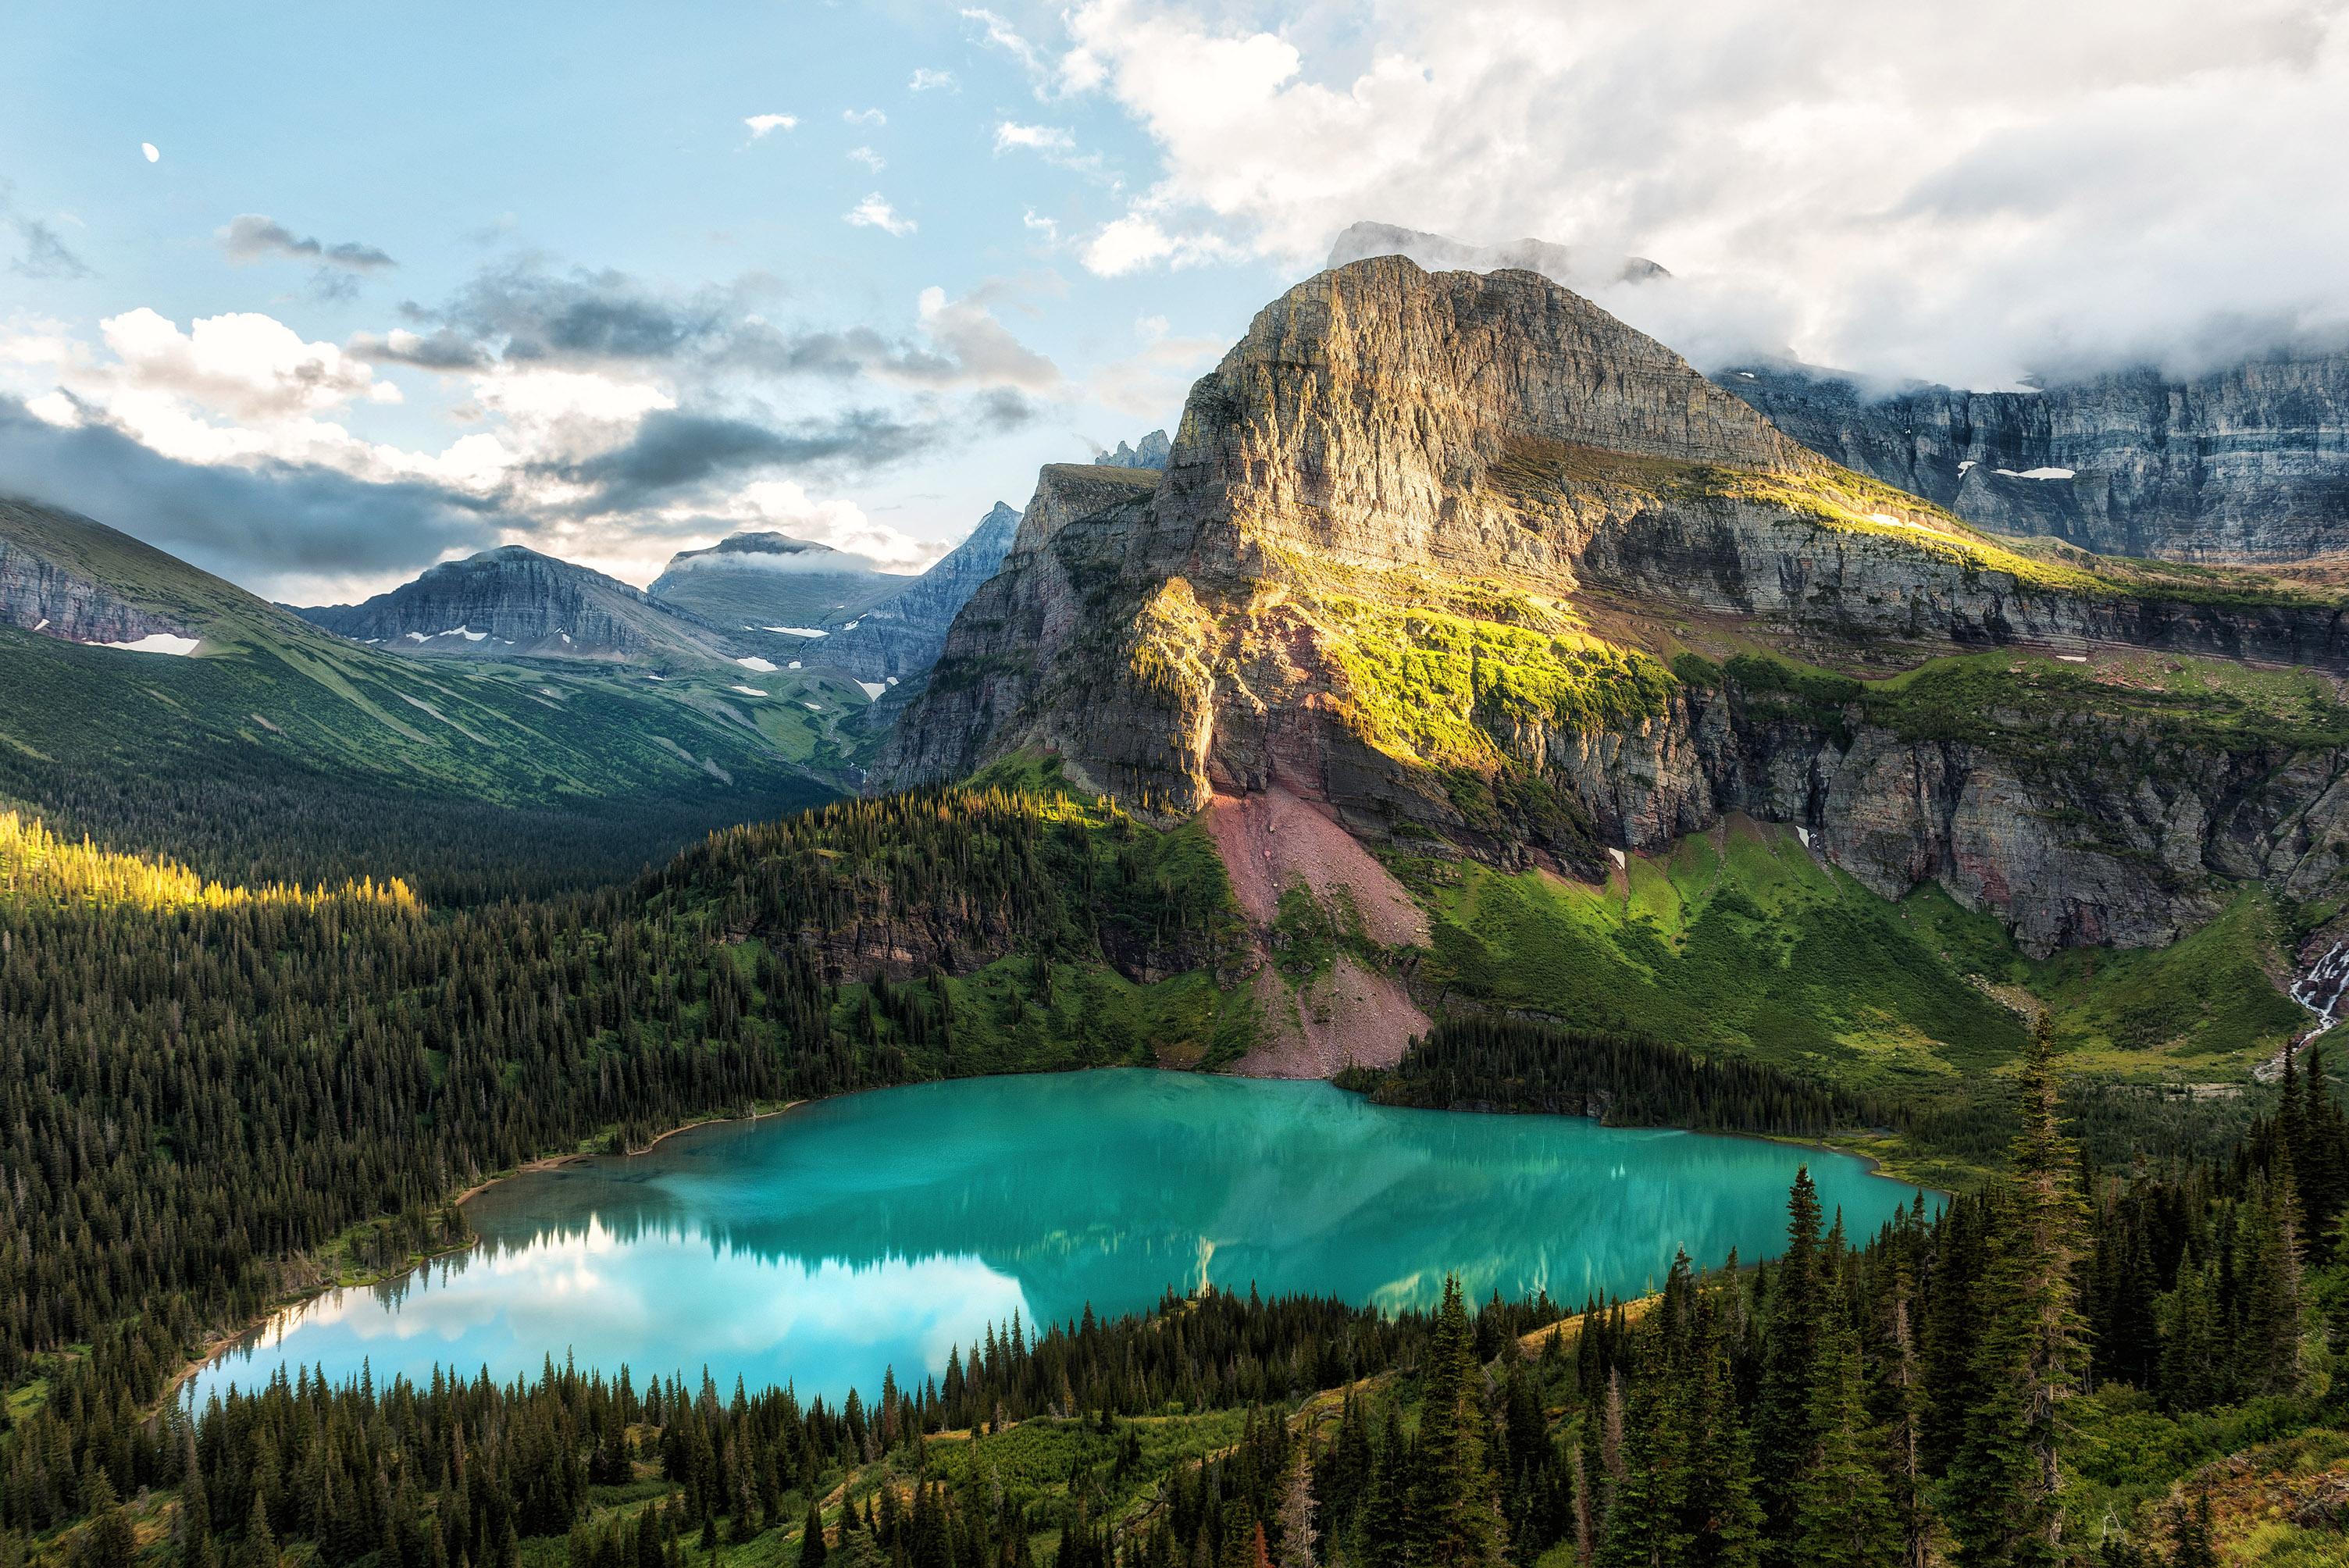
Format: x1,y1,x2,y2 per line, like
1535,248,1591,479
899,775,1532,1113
0,1,1292,597
3,0,2341,600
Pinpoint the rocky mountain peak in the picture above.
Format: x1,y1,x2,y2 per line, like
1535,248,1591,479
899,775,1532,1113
298,543,737,663
1096,431,1171,470
1325,219,1671,290
1145,255,1809,579
882,255,2349,959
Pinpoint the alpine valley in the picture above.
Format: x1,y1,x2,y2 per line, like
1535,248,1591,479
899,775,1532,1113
13,241,2349,1568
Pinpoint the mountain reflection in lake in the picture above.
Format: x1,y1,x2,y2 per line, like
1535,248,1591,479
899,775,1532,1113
190,1070,1924,1407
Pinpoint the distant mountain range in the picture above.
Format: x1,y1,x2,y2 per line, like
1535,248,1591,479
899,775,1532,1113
0,497,832,896
647,533,906,631
807,502,1023,682
298,544,744,665
292,498,1037,694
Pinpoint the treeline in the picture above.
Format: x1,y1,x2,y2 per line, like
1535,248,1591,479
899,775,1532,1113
0,789,1256,1392
0,741,825,907
23,1022,2340,1566
1352,1014,1876,1134
653,789,1249,984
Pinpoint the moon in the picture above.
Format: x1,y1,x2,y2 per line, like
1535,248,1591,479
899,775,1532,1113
141,142,159,162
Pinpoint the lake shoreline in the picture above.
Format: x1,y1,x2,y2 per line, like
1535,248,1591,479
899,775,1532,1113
168,1067,1924,1409
173,1100,805,1406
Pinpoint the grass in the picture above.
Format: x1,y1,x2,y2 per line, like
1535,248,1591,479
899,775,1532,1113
1408,816,2308,1116
0,625,836,899
1406,818,2030,1095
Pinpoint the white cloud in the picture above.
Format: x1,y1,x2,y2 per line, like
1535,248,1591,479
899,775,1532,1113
1082,215,1172,276
843,107,887,128
701,479,944,572
912,285,1061,392
848,145,886,172
1080,211,1238,276
97,308,397,420
743,113,798,139
961,7,1046,79
844,192,916,237
1056,0,2349,387
994,122,1075,154
1021,208,1060,243
1088,310,1224,417
908,67,957,92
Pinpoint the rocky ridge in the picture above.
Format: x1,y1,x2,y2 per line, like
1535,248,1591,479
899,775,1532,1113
882,258,2349,956
300,546,740,665
1096,431,1172,470
797,503,1021,682
1720,355,2349,562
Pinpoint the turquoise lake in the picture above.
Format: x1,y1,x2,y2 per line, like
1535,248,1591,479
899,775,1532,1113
188,1070,1925,1407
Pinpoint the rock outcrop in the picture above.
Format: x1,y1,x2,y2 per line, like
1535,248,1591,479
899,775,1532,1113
1721,355,2349,562
1,497,222,646
1096,431,1171,470
881,258,2349,955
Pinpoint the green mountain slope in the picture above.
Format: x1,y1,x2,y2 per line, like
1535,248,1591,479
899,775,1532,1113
0,499,837,896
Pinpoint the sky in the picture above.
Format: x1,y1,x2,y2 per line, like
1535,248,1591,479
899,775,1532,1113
3,0,2344,603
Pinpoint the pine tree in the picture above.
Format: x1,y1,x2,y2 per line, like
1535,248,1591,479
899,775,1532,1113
1756,1168,1825,1567
1946,1017,2087,1568
73,1473,135,1568
1791,1314,1895,1568
797,1501,826,1568
1408,1278,1507,1567
2166,1491,2217,1568
180,1427,221,1568
240,1491,280,1568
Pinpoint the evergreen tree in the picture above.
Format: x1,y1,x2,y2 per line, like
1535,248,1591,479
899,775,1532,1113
1408,1278,1507,1568
1946,1017,2087,1568
2167,1491,2217,1568
797,1501,825,1568
1756,1167,1825,1566
1791,1313,1895,1568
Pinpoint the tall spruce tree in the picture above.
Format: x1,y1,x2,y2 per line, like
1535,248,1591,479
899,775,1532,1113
1756,1167,1825,1566
1946,1017,2087,1568
1408,1278,1506,1568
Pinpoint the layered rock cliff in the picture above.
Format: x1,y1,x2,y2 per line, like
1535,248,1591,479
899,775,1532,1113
880,258,2349,955
1721,355,2349,562
2,497,223,646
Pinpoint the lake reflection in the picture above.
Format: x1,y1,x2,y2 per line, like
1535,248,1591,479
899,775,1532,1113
191,1071,1923,1406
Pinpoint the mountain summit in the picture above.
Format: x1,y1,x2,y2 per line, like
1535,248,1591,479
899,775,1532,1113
882,255,2349,958
648,531,903,630
298,544,745,663
1326,219,1670,290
